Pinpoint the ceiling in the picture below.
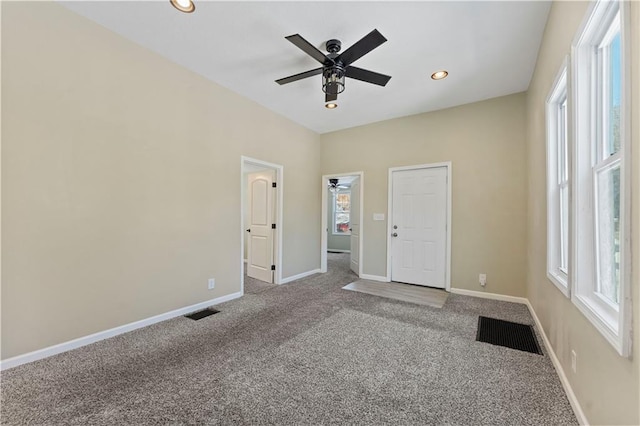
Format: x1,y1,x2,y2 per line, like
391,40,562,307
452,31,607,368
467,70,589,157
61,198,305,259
332,175,357,187
60,1,551,134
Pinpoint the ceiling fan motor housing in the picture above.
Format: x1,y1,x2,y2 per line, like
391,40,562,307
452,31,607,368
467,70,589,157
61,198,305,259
326,39,342,54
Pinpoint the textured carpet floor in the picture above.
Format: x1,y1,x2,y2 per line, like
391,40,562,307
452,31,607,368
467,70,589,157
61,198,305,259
0,253,576,425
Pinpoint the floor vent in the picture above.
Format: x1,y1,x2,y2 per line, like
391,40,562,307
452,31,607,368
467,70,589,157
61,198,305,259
185,308,220,321
476,316,542,355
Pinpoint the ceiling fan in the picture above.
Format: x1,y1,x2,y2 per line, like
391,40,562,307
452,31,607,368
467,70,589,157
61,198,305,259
275,29,392,103
328,178,349,193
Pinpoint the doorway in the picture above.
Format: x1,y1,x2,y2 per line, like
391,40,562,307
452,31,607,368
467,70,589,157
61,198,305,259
386,163,452,291
321,172,364,276
240,156,283,293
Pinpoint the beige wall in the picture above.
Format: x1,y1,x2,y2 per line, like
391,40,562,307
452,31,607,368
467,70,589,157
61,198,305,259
3,3,639,423
1,2,321,359
321,93,528,296
525,1,639,424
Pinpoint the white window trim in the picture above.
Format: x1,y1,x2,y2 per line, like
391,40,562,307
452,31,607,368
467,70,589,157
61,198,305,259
546,56,571,297
332,191,351,236
571,0,632,357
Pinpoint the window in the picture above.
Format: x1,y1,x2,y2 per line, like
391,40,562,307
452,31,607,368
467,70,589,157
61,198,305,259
333,192,351,235
546,59,570,296
571,0,630,356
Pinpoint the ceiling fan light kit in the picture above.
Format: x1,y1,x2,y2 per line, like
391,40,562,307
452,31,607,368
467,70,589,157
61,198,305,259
276,29,391,105
322,66,346,95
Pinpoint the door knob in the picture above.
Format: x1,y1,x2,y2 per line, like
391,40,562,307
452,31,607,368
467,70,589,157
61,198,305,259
246,229,251,232
393,225,398,229
392,232,398,237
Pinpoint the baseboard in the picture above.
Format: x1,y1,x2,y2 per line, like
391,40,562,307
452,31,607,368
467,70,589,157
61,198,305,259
359,274,389,282
449,288,528,304
452,287,587,424
281,268,321,284
0,291,243,371
327,249,350,253
525,300,589,425
0,284,589,425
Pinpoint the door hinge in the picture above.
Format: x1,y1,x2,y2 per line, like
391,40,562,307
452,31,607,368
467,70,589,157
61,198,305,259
272,223,276,229
272,182,277,188
271,265,276,271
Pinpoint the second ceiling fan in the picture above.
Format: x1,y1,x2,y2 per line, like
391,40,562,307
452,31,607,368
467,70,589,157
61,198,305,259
275,29,392,103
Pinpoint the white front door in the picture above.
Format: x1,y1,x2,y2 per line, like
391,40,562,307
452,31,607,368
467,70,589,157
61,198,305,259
350,177,361,275
247,170,275,283
390,167,447,288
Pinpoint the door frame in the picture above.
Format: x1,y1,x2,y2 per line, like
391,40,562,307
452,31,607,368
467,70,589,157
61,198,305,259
386,162,452,291
320,172,364,277
240,156,284,293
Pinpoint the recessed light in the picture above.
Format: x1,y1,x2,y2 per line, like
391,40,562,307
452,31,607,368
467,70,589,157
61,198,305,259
431,70,448,80
170,0,195,13
325,103,338,109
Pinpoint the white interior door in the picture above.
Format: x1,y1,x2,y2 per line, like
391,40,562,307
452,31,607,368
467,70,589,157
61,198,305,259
247,170,275,283
391,167,447,288
350,177,360,275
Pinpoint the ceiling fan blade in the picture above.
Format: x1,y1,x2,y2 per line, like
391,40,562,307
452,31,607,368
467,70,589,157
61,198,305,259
285,34,334,65
276,67,323,85
345,66,391,86
325,92,338,102
337,29,387,66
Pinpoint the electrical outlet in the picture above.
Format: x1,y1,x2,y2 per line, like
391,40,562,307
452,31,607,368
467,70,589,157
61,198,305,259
208,278,215,290
571,350,577,373
479,273,487,287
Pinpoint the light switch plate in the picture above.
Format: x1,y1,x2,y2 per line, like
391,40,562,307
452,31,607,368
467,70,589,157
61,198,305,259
373,213,385,221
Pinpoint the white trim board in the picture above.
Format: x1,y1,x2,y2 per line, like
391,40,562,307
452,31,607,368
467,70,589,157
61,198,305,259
320,172,364,277
525,300,589,425
0,292,243,371
280,269,321,284
450,287,587,425
386,162,452,291
240,156,284,289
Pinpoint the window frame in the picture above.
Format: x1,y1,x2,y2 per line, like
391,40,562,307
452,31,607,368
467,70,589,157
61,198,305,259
332,191,351,236
570,0,631,357
546,57,571,297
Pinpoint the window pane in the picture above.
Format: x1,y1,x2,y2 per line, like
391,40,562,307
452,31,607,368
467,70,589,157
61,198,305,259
335,213,350,233
559,99,568,182
335,193,350,212
560,184,569,272
607,31,622,157
596,164,620,304
334,193,350,234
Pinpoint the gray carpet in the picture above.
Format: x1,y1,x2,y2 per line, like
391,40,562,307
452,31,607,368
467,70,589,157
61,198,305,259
0,253,576,425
